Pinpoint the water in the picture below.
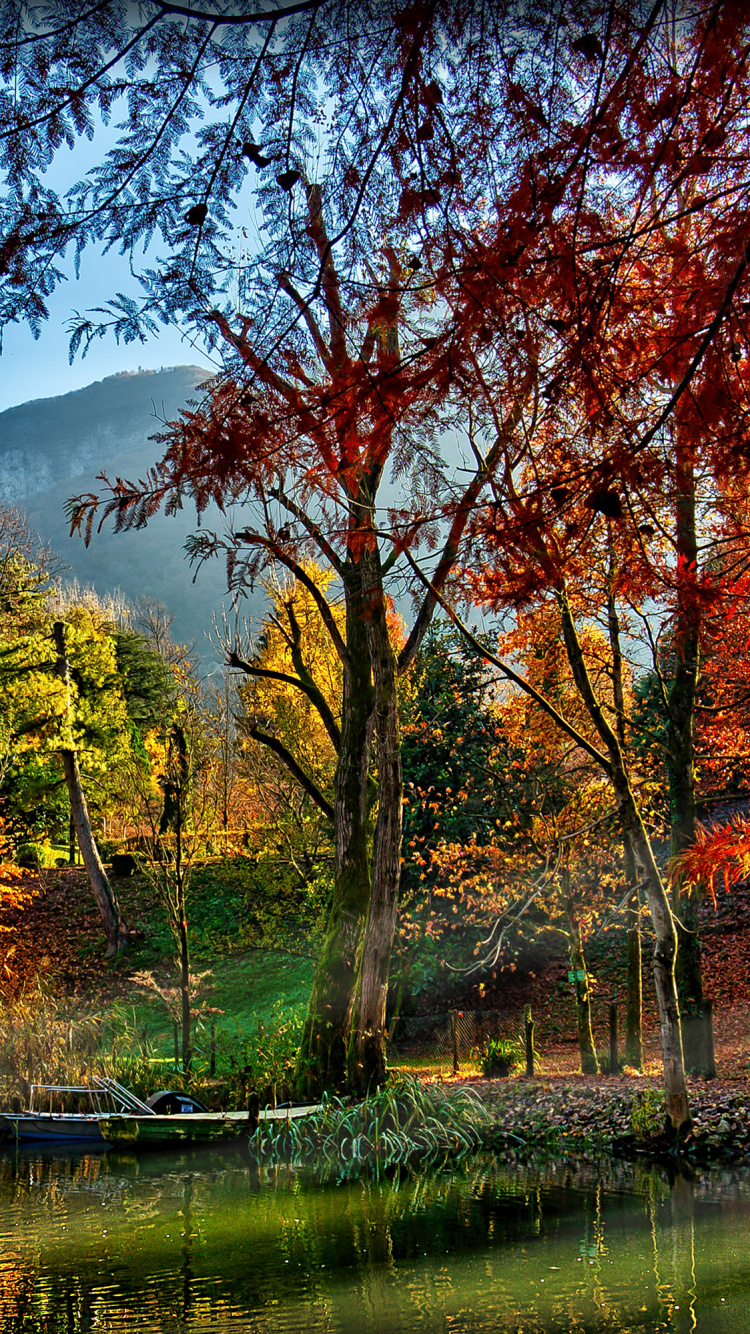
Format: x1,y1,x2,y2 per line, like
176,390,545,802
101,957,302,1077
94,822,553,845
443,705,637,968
0,1143,749,1333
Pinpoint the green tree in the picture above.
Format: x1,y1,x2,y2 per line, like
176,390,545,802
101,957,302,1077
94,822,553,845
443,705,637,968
0,596,132,954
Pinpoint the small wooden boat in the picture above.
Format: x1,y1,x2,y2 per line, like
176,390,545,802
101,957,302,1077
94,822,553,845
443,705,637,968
1,1079,322,1150
98,1109,252,1147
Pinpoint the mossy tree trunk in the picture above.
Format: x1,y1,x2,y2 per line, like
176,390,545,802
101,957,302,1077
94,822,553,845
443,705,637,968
295,557,375,1097
348,538,402,1092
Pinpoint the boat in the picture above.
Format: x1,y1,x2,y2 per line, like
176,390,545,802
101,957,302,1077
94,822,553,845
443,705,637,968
98,1101,321,1150
97,1108,252,1148
1,1077,321,1149
1,1077,154,1143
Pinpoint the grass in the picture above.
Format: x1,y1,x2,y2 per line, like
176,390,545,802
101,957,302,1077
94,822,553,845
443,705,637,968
79,860,321,1074
0,853,322,1104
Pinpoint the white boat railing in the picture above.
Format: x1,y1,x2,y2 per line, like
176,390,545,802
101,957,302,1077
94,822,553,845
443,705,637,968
28,1077,154,1116
91,1076,154,1115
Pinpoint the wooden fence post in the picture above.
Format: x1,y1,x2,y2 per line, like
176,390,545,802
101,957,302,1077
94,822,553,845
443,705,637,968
450,1009,460,1076
524,1005,534,1077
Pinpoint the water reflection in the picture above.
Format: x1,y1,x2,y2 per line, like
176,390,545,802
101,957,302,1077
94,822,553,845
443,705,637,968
0,1143,748,1332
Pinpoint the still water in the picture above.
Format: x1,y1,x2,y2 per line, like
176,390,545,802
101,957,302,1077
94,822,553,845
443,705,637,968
0,1143,749,1333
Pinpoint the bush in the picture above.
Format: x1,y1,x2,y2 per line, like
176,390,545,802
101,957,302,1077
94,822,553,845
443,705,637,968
631,1087,666,1140
14,841,57,870
477,1035,524,1078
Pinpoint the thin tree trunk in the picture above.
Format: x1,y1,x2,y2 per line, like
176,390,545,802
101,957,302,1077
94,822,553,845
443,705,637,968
53,621,125,959
60,749,125,958
175,811,191,1071
606,546,643,1069
68,810,76,867
296,559,375,1096
667,444,704,1071
558,591,690,1134
624,832,644,1068
564,884,598,1074
348,545,402,1092
178,916,191,1069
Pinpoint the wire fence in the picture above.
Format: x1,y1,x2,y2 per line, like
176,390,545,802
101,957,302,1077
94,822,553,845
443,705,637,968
387,1008,527,1074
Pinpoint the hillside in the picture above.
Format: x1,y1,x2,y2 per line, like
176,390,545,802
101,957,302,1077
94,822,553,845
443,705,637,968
0,367,261,652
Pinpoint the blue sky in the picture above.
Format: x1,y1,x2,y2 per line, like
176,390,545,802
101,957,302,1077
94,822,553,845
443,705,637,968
0,117,218,412
0,258,215,412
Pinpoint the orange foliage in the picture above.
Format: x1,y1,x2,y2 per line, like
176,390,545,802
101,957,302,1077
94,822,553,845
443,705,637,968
670,816,750,904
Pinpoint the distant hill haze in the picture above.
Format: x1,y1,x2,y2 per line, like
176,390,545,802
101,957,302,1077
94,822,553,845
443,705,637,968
0,366,257,652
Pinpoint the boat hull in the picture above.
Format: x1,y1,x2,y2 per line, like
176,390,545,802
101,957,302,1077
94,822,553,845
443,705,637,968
98,1111,254,1148
2,1114,108,1142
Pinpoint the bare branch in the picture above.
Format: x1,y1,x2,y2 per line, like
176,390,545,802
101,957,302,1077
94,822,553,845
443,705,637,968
245,723,334,821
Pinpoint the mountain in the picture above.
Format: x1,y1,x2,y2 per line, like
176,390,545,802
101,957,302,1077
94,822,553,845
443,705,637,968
0,366,260,653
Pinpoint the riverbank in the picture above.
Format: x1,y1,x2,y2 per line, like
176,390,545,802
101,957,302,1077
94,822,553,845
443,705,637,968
458,1073,750,1165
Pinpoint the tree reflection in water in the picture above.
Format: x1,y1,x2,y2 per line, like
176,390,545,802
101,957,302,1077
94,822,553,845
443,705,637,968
0,1146,748,1332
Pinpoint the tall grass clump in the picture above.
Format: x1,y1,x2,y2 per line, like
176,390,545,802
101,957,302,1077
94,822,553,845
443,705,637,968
251,1075,490,1176
0,984,106,1106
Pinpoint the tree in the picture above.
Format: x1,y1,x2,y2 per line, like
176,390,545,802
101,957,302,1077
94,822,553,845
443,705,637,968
9,2,750,1118
414,521,691,1125
0,595,132,955
72,152,540,1096
412,611,628,1075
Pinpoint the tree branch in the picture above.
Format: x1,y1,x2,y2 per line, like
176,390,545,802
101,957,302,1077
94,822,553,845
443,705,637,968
227,652,341,752
400,548,612,774
398,369,534,674
246,723,334,821
234,527,349,665
152,0,321,25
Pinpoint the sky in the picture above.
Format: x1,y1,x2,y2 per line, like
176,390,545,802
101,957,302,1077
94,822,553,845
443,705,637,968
0,111,219,413
0,255,215,413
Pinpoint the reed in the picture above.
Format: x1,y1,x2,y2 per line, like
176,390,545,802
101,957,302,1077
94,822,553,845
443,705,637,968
251,1075,490,1174
0,983,107,1106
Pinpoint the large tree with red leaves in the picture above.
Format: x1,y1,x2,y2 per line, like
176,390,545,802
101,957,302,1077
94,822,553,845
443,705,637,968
8,2,750,1117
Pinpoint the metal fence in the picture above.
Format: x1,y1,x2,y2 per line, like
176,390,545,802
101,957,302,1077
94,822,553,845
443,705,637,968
387,1008,525,1073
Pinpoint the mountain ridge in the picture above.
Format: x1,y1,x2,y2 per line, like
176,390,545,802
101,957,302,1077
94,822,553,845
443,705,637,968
0,366,259,652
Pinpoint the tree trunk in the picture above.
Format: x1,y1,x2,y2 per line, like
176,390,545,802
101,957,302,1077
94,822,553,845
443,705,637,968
179,913,191,1071
617,783,690,1132
606,554,643,1070
624,832,644,1068
667,444,704,1071
68,810,76,867
565,891,598,1074
558,591,691,1134
53,621,125,959
348,545,402,1092
175,817,191,1072
60,748,124,959
295,559,375,1096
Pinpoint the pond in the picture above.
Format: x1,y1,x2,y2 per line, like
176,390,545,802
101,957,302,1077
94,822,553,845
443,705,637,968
0,1142,749,1333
